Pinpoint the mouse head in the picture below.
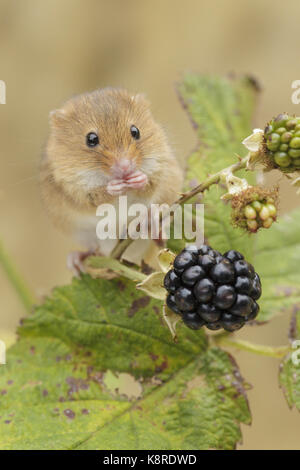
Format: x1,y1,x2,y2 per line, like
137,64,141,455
47,88,170,196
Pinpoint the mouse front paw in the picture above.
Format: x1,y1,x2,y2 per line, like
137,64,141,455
125,170,148,189
106,179,127,196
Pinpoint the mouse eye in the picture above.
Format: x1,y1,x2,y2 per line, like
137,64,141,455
86,132,99,147
130,125,140,140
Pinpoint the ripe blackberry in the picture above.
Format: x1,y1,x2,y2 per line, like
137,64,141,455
264,114,300,172
164,245,261,332
182,312,205,330
174,286,196,312
164,269,181,293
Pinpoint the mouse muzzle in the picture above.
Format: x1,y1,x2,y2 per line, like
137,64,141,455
107,158,148,196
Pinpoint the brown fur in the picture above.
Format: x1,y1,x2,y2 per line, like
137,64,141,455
40,88,183,250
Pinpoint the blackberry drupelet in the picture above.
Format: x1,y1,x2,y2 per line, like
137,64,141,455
164,245,261,332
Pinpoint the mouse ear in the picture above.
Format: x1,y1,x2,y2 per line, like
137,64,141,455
49,108,67,127
131,93,150,108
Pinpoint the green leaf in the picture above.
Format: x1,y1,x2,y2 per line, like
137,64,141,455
254,208,300,322
0,275,251,450
168,74,258,259
279,309,300,411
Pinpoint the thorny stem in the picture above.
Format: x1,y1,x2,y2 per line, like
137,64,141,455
0,238,36,313
214,334,291,359
111,155,248,260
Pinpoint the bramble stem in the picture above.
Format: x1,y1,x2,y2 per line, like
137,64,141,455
0,239,36,313
215,334,290,359
110,239,135,261
85,255,147,282
111,155,248,259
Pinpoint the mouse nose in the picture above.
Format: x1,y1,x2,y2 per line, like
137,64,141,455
112,158,135,178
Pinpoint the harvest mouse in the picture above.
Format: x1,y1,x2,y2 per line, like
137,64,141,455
40,87,183,272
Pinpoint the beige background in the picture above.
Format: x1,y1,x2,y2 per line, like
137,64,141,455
0,0,300,449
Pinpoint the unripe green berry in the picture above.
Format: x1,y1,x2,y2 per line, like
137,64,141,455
288,148,300,158
274,152,291,167
259,206,270,221
286,119,297,130
293,158,300,166
244,205,257,220
290,137,300,149
263,114,300,170
267,132,280,145
263,217,273,229
266,203,277,218
273,114,289,128
281,132,292,143
251,200,262,211
231,187,278,234
280,144,288,152
247,220,258,232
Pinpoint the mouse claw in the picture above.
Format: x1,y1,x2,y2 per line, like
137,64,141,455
67,250,94,276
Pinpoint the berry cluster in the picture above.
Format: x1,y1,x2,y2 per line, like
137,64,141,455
243,197,277,232
164,245,261,332
231,187,278,234
265,113,300,172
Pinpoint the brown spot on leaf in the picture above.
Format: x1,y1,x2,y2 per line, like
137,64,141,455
128,296,150,317
153,306,160,316
117,280,126,291
141,261,153,275
155,359,168,373
81,409,89,415
149,353,159,361
64,409,75,419
1,390,7,395
42,389,48,397
66,376,90,397
7,380,13,385
90,371,103,384
228,353,252,404
289,306,299,342
4,420,11,424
